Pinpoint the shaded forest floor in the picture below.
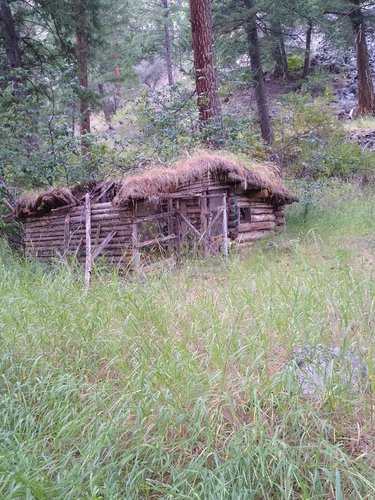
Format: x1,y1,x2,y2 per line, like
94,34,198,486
1,182,374,498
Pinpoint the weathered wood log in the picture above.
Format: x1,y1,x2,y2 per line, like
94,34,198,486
92,230,117,260
132,223,140,277
175,209,201,237
27,237,131,250
237,230,272,242
238,221,276,232
26,227,132,240
200,196,208,257
25,223,127,238
136,234,177,249
84,194,92,289
222,194,228,257
251,213,276,222
26,212,132,227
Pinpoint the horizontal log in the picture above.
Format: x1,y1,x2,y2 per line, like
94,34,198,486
136,234,177,249
28,242,131,253
26,238,132,250
26,212,133,228
250,205,273,211
135,211,174,223
25,217,132,233
26,226,132,239
250,201,273,207
236,230,272,243
238,221,276,232
250,208,274,216
251,214,276,222
26,221,132,235
235,196,266,204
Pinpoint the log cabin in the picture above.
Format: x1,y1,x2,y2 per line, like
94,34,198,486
13,153,298,270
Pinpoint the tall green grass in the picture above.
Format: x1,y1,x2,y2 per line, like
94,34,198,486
1,183,374,498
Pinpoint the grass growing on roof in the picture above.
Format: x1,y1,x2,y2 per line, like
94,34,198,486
1,182,374,498
112,150,295,205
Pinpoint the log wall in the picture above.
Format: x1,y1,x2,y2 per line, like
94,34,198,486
23,177,287,263
24,202,134,264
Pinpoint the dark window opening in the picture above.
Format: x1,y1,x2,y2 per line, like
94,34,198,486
240,206,251,222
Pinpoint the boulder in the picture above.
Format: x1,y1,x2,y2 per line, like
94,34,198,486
288,344,369,397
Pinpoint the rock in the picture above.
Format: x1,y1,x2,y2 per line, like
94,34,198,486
288,344,369,397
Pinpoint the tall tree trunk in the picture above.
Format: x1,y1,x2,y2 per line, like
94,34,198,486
349,0,375,115
0,0,22,89
244,0,274,145
189,0,221,122
162,0,174,86
271,21,289,79
302,21,313,79
76,3,91,151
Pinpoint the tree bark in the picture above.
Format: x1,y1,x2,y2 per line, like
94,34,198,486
349,0,375,115
271,21,289,79
189,0,221,122
76,2,91,151
302,21,313,79
244,0,274,145
162,0,174,86
0,0,22,93
0,0,21,70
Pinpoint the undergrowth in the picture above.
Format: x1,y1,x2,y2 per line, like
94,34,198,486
0,183,374,498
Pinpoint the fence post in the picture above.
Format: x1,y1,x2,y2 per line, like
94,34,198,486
222,193,228,257
132,222,141,279
84,193,92,289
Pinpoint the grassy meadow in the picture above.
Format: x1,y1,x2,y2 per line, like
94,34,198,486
1,182,374,499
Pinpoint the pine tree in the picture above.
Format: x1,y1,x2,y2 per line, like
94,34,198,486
243,0,274,145
76,0,91,149
189,0,221,122
348,0,374,114
0,0,21,71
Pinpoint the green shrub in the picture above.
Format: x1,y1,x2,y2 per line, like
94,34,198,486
301,69,333,97
287,54,303,77
274,92,375,181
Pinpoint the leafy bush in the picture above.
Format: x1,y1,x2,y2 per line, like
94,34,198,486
287,54,303,77
301,69,333,97
274,92,375,181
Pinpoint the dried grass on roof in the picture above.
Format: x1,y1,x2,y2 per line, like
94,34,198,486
112,151,295,206
14,181,102,219
14,188,79,219
14,152,297,219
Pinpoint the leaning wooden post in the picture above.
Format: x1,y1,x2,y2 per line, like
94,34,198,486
222,192,229,257
200,195,209,257
84,193,92,289
132,222,141,279
64,212,71,255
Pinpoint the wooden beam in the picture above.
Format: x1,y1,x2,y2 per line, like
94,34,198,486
64,213,70,251
92,230,117,260
238,221,276,232
136,233,177,249
174,210,201,237
200,196,208,257
222,193,228,257
132,222,141,278
84,194,92,290
135,211,174,223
